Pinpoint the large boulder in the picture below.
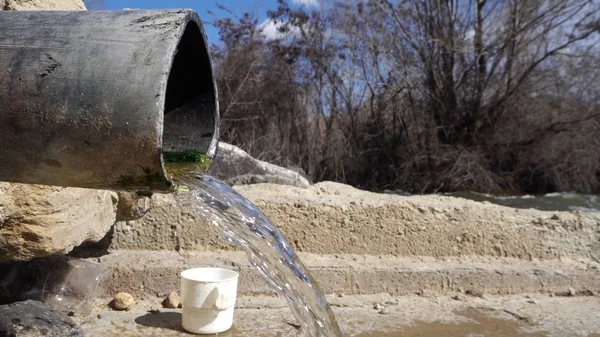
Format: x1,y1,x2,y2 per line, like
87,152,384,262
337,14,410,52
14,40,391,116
208,142,311,188
0,184,118,261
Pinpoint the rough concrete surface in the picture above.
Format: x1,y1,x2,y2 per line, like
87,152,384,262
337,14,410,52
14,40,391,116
94,250,600,298
80,293,600,337
235,182,600,259
109,182,600,261
109,192,233,252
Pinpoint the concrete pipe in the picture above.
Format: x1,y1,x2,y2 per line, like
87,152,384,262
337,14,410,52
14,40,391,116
0,9,219,192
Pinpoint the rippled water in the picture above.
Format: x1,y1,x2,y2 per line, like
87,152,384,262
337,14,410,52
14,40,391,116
449,191,600,212
175,174,343,337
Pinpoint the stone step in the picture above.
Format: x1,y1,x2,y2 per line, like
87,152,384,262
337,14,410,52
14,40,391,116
108,182,600,261
95,250,600,298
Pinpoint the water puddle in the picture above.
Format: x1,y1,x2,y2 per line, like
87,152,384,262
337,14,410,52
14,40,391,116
355,308,548,337
174,174,342,337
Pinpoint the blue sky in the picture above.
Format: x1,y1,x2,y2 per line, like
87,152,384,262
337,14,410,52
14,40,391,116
91,0,315,46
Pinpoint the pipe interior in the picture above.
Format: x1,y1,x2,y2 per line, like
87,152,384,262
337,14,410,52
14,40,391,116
162,20,216,158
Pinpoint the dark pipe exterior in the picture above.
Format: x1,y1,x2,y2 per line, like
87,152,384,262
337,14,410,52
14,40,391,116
0,10,219,192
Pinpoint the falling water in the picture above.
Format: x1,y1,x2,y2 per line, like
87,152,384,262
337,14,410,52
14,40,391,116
172,172,343,337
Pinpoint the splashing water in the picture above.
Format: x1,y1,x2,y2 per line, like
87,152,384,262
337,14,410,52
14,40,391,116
175,174,343,337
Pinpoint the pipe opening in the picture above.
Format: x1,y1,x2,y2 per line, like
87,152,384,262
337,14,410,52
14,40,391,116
162,20,216,164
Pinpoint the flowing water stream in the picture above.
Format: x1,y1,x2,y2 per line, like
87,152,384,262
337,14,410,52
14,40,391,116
166,162,343,337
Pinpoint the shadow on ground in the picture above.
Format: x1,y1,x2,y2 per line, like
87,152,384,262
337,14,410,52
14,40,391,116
135,312,241,336
135,312,185,332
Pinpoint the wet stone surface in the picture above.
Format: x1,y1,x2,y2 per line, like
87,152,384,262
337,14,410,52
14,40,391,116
0,300,84,337
355,308,548,337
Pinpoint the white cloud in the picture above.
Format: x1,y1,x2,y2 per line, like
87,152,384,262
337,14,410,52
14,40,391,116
292,0,318,7
259,19,300,41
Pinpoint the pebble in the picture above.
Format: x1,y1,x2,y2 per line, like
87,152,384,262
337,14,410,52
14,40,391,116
164,291,181,309
379,307,390,315
568,288,576,297
373,303,383,310
112,292,135,310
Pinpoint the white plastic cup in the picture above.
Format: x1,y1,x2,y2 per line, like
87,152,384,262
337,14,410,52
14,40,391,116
180,268,239,334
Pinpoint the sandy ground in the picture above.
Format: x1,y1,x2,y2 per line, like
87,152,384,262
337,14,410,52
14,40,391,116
80,293,600,337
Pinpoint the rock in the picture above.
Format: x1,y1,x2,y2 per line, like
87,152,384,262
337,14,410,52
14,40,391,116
0,300,84,337
111,292,134,311
2,0,85,10
149,305,161,313
0,183,117,261
379,307,390,315
373,303,382,310
568,288,576,297
208,142,311,188
164,291,180,309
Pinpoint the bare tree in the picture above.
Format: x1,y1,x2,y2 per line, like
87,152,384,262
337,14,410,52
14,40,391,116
212,0,600,194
